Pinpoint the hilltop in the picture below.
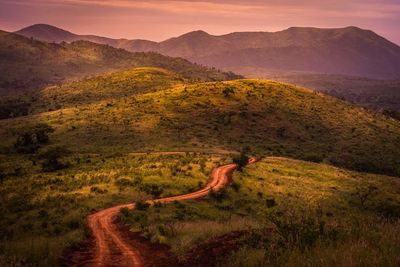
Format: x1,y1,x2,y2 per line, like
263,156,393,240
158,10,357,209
0,30,241,92
231,67,400,112
16,24,400,79
1,67,400,176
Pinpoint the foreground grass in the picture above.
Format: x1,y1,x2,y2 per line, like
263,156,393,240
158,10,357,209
122,157,400,266
0,152,222,266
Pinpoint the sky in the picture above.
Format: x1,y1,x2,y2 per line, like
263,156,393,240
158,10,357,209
1,0,400,44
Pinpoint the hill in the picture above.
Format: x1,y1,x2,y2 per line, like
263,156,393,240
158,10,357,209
229,67,400,113
121,157,400,266
1,68,400,176
15,24,158,50
1,67,400,265
0,30,241,93
16,24,400,79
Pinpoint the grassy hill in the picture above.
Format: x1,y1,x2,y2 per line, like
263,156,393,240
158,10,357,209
1,67,400,265
122,157,400,266
229,67,400,113
0,30,241,93
0,152,222,266
1,67,400,176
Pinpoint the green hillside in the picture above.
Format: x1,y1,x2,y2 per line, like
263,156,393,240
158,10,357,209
0,30,240,93
122,157,400,266
0,152,223,266
1,67,400,176
1,67,400,266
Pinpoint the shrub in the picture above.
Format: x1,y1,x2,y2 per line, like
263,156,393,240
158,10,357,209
90,186,107,194
233,152,249,172
115,178,134,190
141,184,164,197
39,146,71,172
14,123,54,153
136,201,150,211
351,185,378,208
266,198,277,208
222,87,235,97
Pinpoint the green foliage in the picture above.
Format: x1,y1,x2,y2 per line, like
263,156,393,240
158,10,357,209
39,146,70,172
232,152,249,172
136,201,150,211
2,69,400,177
0,153,214,265
222,87,235,97
122,157,400,266
13,123,54,153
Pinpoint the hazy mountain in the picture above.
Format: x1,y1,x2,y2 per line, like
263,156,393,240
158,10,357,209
0,29,241,92
16,24,158,51
16,24,400,79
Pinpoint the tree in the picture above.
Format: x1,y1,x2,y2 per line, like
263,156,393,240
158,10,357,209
352,185,378,208
39,146,71,172
0,169,5,184
233,152,249,172
222,87,235,97
14,123,54,153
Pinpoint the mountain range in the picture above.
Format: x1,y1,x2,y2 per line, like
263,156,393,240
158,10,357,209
16,24,400,79
0,29,240,92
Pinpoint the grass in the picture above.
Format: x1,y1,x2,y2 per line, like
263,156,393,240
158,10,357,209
1,67,400,266
0,152,222,266
121,157,400,266
1,69,400,175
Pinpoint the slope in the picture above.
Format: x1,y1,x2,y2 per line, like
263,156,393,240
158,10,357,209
121,157,400,266
229,68,400,113
1,68,400,176
16,24,400,79
0,30,241,93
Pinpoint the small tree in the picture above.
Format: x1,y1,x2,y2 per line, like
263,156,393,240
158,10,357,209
14,124,54,153
39,146,70,172
352,185,378,208
222,87,235,97
233,152,249,171
0,169,5,184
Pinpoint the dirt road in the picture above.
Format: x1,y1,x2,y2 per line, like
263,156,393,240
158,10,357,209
64,156,255,266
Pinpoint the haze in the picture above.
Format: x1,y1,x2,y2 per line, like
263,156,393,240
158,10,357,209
1,0,400,44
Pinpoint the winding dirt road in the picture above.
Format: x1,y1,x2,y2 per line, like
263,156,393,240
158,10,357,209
65,155,255,267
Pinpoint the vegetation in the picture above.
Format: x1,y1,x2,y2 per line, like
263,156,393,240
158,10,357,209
0,30,241,93
2,68,399,176
0,152,220,265
14,123,53,153
1,67,400,266
121,157,400,266
234,69,400,112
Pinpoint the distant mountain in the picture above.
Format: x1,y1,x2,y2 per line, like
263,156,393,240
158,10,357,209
16,24,400,79
0,30,241,92
16,24,158,51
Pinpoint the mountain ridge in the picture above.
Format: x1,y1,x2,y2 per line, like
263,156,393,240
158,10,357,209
15,24,400,79
0,30,241,92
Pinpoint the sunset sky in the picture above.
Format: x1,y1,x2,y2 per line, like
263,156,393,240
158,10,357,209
1,0,400,44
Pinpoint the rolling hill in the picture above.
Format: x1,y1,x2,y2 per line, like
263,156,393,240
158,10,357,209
16,24,400,79
0,30,241,93
1,67,400,176
1,67,400,266
230,67,400,113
